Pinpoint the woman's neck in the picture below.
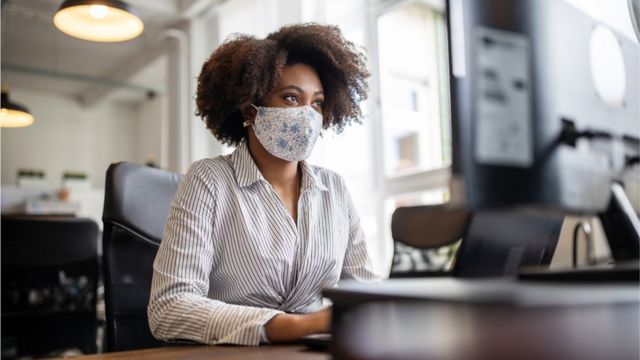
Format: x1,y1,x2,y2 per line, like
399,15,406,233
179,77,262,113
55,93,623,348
247,136,299,191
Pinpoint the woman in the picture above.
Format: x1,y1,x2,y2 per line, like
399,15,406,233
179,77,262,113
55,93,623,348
148,23,378,346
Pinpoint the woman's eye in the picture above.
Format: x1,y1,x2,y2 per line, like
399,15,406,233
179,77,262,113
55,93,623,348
313,100,324,109
284,95,298,103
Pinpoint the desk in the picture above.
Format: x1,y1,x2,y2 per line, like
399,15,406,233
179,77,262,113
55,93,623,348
56,279,639,360
325,278,640,360
335,300,638,360
55,345,328,359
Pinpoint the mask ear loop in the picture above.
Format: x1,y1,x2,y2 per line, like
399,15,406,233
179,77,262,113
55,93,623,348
243,104,259,128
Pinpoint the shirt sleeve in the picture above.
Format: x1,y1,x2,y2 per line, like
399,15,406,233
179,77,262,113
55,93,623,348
147,161,283,346
339,181,381,282
259,326,271,344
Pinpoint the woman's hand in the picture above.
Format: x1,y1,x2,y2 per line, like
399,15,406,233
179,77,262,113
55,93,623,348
264,307,332,342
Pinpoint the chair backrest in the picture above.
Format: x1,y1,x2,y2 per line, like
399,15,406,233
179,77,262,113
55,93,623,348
391,206,469,249
1,217,99,357
101,162,182,352
390,205,469,277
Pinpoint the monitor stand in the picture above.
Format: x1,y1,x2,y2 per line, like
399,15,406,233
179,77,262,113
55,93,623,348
519,182,640,282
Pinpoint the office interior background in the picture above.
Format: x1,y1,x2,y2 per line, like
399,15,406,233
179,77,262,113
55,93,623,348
1,0,638,292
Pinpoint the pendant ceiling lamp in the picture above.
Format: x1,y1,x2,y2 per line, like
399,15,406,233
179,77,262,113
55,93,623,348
1,89,34,128
53,0,144,42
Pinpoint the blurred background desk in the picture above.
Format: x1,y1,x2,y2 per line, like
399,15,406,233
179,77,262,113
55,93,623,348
1,217,101,358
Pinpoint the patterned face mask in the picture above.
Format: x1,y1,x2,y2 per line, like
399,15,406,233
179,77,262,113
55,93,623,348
245,104,323,161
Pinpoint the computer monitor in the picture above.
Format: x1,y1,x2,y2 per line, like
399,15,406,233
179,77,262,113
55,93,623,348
452,210,563,277
446,0,640,263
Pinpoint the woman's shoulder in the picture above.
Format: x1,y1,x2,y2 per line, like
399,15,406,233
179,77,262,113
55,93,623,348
184,155,234,183
305,163,347,191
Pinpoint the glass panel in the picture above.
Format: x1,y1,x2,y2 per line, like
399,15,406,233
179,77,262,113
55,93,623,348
377,2,451,177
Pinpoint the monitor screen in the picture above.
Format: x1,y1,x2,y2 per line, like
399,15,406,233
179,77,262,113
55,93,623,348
446,0,640,214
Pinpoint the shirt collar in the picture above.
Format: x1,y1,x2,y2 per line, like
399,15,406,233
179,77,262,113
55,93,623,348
231,141,265,187
230,141,329,192
299,160,329,192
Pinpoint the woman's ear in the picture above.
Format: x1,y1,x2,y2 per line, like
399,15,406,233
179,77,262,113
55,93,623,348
240,104,257,125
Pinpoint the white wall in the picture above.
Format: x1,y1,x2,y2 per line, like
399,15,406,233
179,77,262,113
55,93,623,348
189,13,224,163
217,0,301,40
1,87,139,189
136,94,166,168
564,0,638,43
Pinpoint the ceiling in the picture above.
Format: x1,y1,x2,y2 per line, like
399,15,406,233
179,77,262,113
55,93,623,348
1,0,215,105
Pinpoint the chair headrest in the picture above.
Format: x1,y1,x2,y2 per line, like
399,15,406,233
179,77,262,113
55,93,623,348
102,162,182,243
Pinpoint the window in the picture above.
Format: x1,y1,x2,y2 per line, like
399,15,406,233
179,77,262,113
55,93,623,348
376,1,451,177
369,0,453,274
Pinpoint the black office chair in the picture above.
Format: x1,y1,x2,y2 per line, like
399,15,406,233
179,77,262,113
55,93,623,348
102,162,182,352
1,217,100,358
389,205,469,278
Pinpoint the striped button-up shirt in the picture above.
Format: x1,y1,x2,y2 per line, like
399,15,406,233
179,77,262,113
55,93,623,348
148,141,378,346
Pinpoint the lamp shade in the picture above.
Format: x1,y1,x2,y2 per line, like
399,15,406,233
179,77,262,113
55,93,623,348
1,90,34,128
53,0,144,42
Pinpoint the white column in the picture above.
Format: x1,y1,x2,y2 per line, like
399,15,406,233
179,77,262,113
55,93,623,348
188,12,225,162
164,29,190,173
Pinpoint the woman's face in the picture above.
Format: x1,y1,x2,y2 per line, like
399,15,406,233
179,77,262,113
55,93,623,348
263,63,325,114
245,63,325,162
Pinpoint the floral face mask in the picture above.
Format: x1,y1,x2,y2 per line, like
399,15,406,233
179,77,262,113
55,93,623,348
244,104,323,161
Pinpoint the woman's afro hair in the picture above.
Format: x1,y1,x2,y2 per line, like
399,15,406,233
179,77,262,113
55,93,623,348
195,23,370,146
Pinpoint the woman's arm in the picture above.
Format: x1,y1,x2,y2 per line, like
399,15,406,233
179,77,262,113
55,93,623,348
147,161,283,346
264,307,331,342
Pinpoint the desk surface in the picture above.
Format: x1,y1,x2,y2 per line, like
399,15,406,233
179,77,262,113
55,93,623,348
325,277,640,306
326,278,640,360
58,345,328,360
333,300,639,360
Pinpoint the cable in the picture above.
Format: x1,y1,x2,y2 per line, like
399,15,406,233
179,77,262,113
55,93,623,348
560,118,613,147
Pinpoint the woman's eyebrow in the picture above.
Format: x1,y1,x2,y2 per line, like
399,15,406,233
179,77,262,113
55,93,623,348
276,85,303,93
276,85,324,96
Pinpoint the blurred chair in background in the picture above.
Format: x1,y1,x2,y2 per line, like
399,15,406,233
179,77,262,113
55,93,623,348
101,162,181,352
1,217,100,358
389,206,468,278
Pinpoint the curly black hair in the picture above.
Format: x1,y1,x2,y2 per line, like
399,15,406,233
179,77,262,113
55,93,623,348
195,23,370,146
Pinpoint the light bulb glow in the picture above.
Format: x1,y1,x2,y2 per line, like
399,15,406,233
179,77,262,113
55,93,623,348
0,108,34,128
89,5,109,19
54,4,143,42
